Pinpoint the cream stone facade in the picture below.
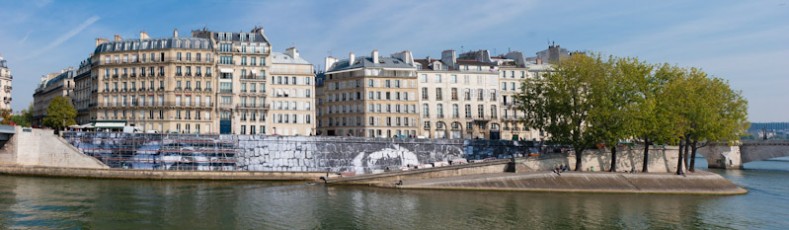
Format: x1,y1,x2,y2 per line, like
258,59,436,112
73,58,94,125
268,47,316,136
192,28,271,135
63,27,312,135
33,68,76,126
415,50,502,139
92,31,217,133
317,50,419,138
0,54,12,110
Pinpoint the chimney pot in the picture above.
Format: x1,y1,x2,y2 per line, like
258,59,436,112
113,34,122,42
372,49,379,64
349,52,356,65
140,31,149,40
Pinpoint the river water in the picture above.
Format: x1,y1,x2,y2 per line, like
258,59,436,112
0,158,787,229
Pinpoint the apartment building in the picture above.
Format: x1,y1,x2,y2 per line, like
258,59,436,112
0,54,12,110
317,50,419,138
491,51,546,140
92,30,217,133
414,50,501,139
32,68,76,126
73,57,94,125
192,27,271,135
268,47,315,135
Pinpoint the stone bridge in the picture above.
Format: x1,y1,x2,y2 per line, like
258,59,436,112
699,140,789,169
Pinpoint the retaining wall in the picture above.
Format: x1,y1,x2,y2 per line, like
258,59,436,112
0,127,107,169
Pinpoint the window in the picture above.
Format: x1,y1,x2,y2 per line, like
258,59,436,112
437,104,444,118
452,104,459,118
420,74,427,83
490,90,496,101
465,104,472,118
451,88,458,101
421,87,428,100
478,105,485,118
422,104,430,118
451,75,458,83
435,88,443,100
434,74,442,83
477,89,484,101
464,89,471,100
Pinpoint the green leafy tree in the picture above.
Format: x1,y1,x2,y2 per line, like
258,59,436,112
43,96,77,131
517,54,603,171
0,109,12,125
10,103,34,127
686,75,749,171
634,64,685,172
588,57,648,172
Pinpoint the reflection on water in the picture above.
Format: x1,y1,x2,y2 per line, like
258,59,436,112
0,158,787,229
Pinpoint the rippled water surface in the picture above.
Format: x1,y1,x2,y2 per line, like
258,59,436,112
0,158,787,229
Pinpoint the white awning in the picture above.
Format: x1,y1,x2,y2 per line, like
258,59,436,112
220,68,233,73
94,122,126,128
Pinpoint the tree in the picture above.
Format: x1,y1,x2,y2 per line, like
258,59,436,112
10,103,34,127
0,109,12,125
686,75,749,171
633,64,685,172
43,96,77,132
588,57,649,172
517,54,603,171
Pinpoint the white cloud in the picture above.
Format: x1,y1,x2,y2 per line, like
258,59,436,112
21,15,100,61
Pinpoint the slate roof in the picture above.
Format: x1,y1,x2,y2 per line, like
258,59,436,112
270,51,310,65
94,37,213,54
327,56,414,72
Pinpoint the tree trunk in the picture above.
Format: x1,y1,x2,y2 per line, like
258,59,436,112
574,148,583,171
609,145,618,172
683,136,691,173
676,139,684,175
689,140,699,172
642,138,650,173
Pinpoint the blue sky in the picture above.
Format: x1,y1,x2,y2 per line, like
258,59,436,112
0,0,787,121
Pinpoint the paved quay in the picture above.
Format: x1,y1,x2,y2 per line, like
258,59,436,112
393,171,747,195
0,164,326,181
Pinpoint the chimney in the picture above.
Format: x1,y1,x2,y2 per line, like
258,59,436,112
286,47,299,59
140,31,150,40
324,56,338,72
173,29,179,38
372,49,379,63
95,38,108,47
349,52,356,65
113,34,122,42
536,57,543,65
441,50,457,70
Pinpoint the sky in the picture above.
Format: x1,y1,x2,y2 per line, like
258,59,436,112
0,0,787,121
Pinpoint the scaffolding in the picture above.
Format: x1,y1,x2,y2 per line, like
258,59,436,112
63,132,238,171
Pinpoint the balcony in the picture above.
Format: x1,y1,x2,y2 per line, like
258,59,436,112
236,104,269,110
204,88,212,92
112,74,118,79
